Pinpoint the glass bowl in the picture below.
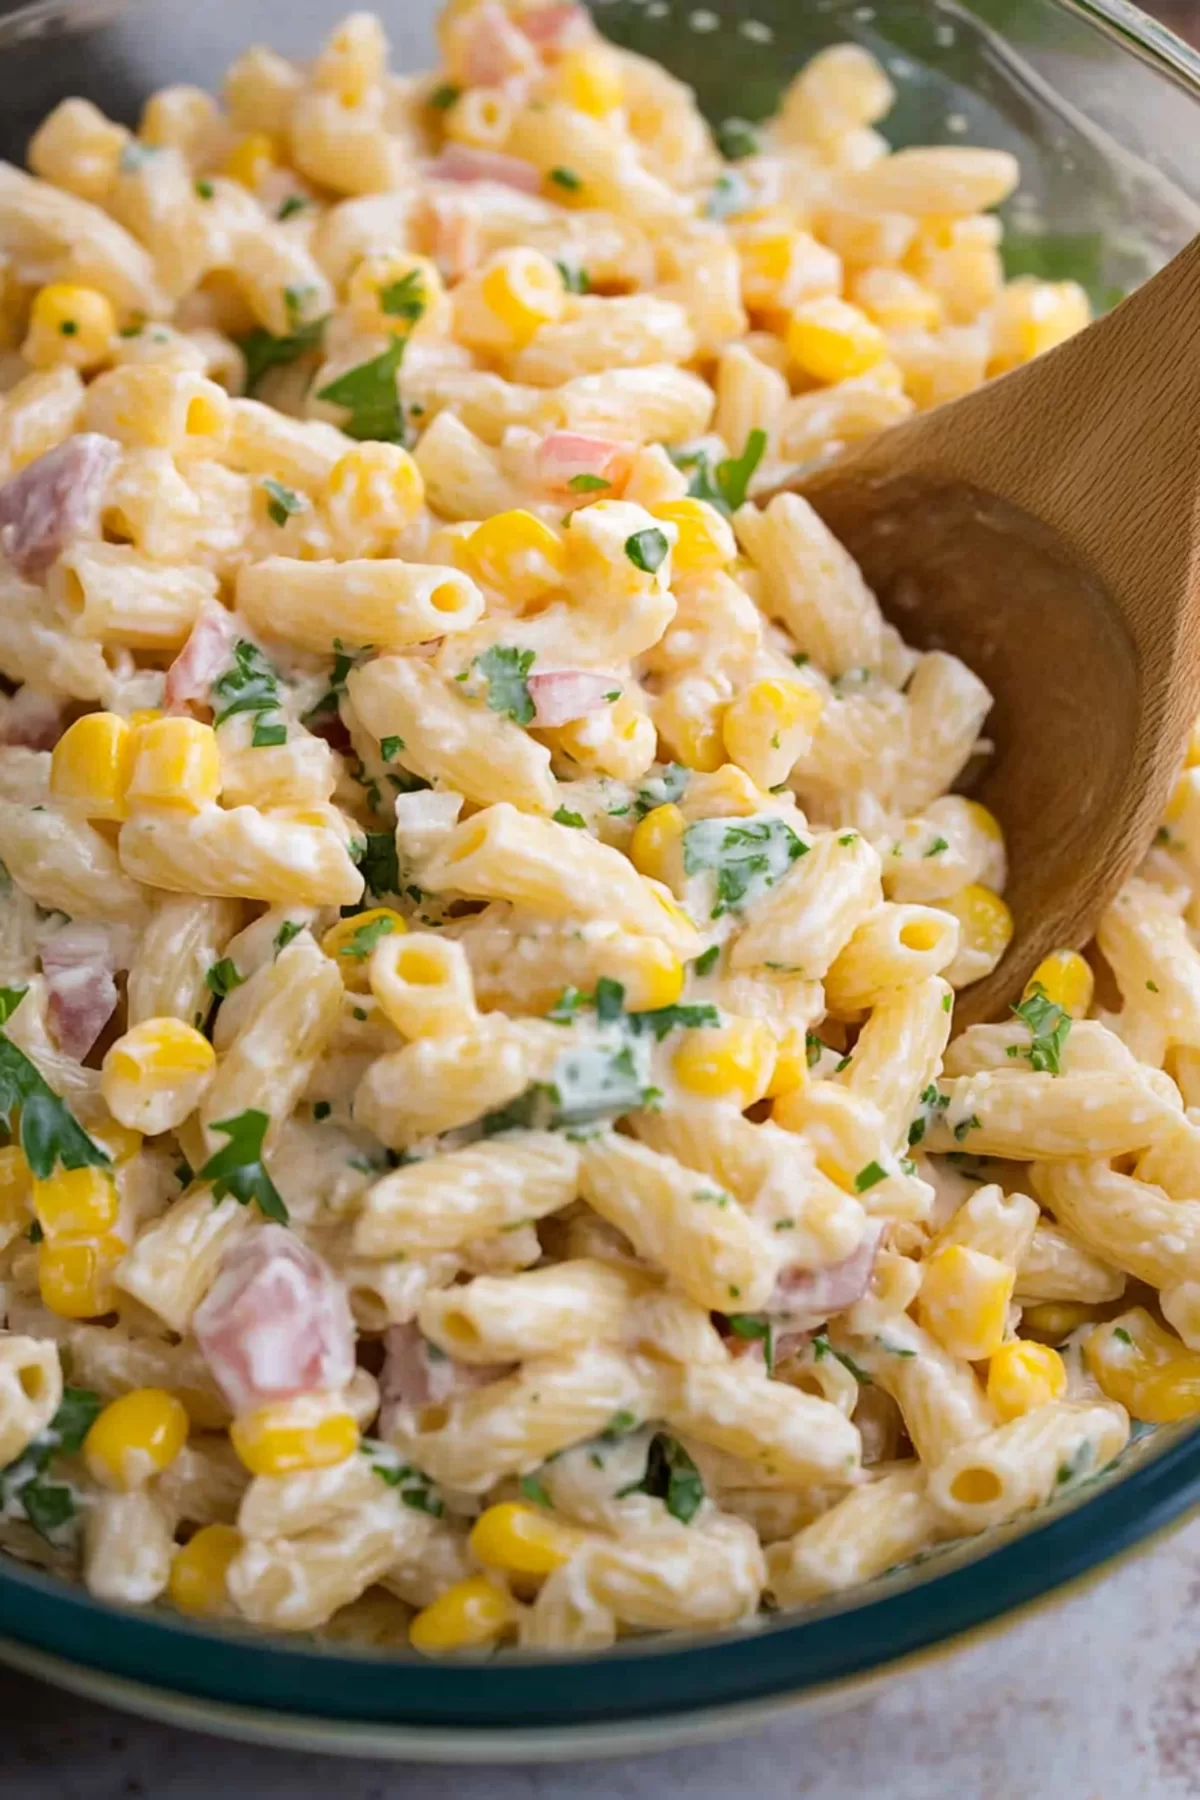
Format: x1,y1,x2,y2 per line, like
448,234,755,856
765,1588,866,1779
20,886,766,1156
1,0,1199,1759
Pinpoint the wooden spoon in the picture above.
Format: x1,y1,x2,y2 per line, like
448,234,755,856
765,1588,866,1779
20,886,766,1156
776,233,1200,1028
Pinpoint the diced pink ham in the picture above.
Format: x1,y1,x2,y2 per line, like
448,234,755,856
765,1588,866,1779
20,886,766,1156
527,669,620,728
515,3,592,54
426,144,542,195
379,1319,512,1429
767,1223,883,1331
0,687,65,751
536,431,632,495
163,600,240,715
423,193,481,281
0,434,119,582
459,1,539,87
41,922,118,1061
194,1226,356,1415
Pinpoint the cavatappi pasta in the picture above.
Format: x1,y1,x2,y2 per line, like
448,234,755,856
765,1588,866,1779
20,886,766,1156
0,4,1175,1659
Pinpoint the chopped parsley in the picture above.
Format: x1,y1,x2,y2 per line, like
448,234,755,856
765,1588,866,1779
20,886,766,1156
692,1188,730,1207
273,920,304,955
549,166,582,191
0,988,110,1178
924,835,949,857
726,1312,775,1372
473,644,536,726
683,814,807,918
0,1385,102,1543
952,1114,981,1142
693,944,720,977
277,194,310,220
812,1335,872,1384
704,170,748,220
428,81,461,109
1008,982,1071,1075
854,1160,888,1193
316,337,406,443
262,477,305,527
518,1473,553,1509
1055,1440,1094,1487
624,528,670,575
354,832,401,902
567,472,610,493
553,805,586,828
302,640,357,724
555,260,590,294
1112,1326,1133,1347
360,1440,444,1514
715,116,760,161
379,736,405,762
805,1032,827,1068
211,639,287,748
198,1109,289,1224
379,270,428,325
338,915,399,960
907,1084,948,1147
617,1432,704,1524
600,1409,639,1442
313,1101,331,1121
205,958,244,998
633,763,690,818
194,179,214,200
238,287,327,395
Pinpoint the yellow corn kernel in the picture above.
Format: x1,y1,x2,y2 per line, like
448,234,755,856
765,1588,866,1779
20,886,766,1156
479,248,567,348
1021,1301,1102,1343
346,252,444,338
0,1146,31,1236
33,1166,119,1240
125,716,221,813
552,47,623,117
1024,950,1093,1021
764,1025,809,1100
464,508,566,604
223,131,278,189
83,1386,190,1490
918,1243,1013,1361
628,802,685,887
849,265,942,331
409,1575,517,1655
672,1017,776,1109
321,907,408,993
87,1119,143,1165
50,712,133,822
651,499,736,577
37,1233,126,1318
1085,1308,1200,1423
230,1400,359,1477
685,764,772,818
23,282,116,372
325,442,425,545
622,941,685,1013
721,678,824,790
654,685,726,774
989,277,1090,376
787,295,887,383
101,1017,217,1134
469,1502,582,1576
986,1339,1067,1421
168,1522,242,1617
941,884,1013,963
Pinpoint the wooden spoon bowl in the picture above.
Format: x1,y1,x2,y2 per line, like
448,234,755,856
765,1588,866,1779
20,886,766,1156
781,236,1200,1027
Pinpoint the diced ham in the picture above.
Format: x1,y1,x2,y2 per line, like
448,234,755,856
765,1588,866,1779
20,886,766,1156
426,144,542,195
527,669,620,728
423,193,481,281
163,600,240,715
41,922,118,1061
536,431,632,495
0,434,119,582
0,687,65,751
767,1223,883,1331
194,1226,356,1415
515,3,592,53
459,1,539,87
379,1319,512,1429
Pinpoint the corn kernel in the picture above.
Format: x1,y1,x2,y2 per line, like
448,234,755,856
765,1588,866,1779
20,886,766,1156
552,47,623,116
764,1025,809,1100
850,266,943,331
101,1017,217,1135
23,283,116,372
168,1522,242,1617
87,1119,145,1167
321,908,408,993
479,248,567,348
409,1575,516,1655
50,712,133,822
940,884,1013,967
651,499,736,577
230,1400,359,1476
33,1166,118,1240
918,1243,1013,1361
628,802,685,887
721,678,824,790
1024,950,1093,1021
325,442,425,549
37,1233,125,1318
1021,1301,1100,1342
986,1340,1067,1421
223,131,278,189
621,941,685,1013
989,277,1090,375
735,225,842,316
125,716,221,813
346,252,444,339
654,684,726,774
0,1146,31,1236
1086,1308,1200,1423
465,508,566,604
672,1017,776,1109
83,1386,190,1490
787,295,887,383
469,1502,582,1576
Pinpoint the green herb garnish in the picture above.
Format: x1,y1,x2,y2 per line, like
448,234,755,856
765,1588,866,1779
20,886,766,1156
198,1109,288,1224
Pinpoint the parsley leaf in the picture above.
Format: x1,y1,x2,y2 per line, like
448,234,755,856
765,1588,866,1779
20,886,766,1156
277,194,309,220
617,1432,704,1523
624,528,670,574
811,1335,872,1384
716,116,760,161
238,289,327,396
693,944,720,977
600,1409,639,1442
923,835,949,857
194,178,214,200
714,428,766,511
0,1386,102,1543
273,920,303,955
316,338,406,443
633,763,689,819
1010,982,1072,1075
337,915,399,960
519,1473,554,1509
262,477,304,527
355,832,401,901
205,958,244,998
854,1161,888,1193
0,988,110,1179
547,986,587,1025
379,269,427,324
428,81,460,109
683,815,807,918
726,1312,775,1372
704,170,748,220
212,640,286,751
627,1002,720,1042
549,166,582,191
379,736,405,762
567,472,610,492
50,1386,104,1455
474,644,536,725
554,259,590,294
198,1110,289,1224
553,805,586,828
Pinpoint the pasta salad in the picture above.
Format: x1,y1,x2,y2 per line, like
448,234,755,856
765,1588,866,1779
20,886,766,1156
0,2,1188,1658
